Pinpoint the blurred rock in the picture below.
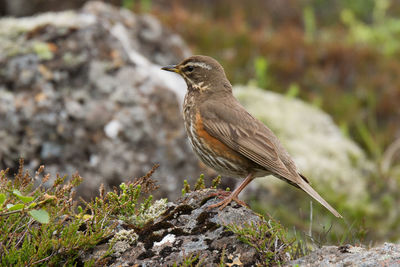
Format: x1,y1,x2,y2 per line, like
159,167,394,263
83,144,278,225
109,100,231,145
0,0,120,17
286,243,400,267
233,86,374,214
0,1,203,200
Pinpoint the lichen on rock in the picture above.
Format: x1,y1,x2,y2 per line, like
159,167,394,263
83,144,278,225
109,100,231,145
83,189,293,266
109,229,139,257
0,1,205,201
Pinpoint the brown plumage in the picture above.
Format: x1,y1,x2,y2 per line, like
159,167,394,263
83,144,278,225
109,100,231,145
162,55,342,218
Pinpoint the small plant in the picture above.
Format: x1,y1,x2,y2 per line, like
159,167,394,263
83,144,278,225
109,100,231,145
181,179,191,196
173,252,204,267
182,174,211,196
0,164,50,224
211,175,221,188
194,174,205,190
226,217,301,265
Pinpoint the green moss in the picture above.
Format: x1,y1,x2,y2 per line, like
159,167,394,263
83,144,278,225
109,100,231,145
33,42,54,60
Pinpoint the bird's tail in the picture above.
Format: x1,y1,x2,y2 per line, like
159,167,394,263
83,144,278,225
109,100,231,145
297,178,343,218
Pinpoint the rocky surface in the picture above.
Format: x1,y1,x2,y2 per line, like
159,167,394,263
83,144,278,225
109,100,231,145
0,1,209,200
82,189,289,266
287,243,400,267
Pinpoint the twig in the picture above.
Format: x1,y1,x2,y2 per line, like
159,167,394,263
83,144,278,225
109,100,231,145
29,251,55,266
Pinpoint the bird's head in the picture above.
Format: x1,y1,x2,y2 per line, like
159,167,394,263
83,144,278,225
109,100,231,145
162,55,231,93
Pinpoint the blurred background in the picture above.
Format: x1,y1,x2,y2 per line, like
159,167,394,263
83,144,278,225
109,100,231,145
1,0,400,245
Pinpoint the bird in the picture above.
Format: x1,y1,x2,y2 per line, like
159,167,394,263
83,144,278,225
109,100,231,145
161,55,342,218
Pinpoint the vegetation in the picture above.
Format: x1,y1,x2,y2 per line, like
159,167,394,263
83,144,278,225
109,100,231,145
226,219,297,265
0,161,161,266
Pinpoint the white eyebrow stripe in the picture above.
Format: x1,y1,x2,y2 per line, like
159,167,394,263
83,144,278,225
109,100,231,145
181,62,212,70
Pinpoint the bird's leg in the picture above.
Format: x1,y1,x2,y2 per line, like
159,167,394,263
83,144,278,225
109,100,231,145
207,189,231,199
207,173,255,210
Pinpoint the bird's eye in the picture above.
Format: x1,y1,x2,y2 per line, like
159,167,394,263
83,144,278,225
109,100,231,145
186,66,194,72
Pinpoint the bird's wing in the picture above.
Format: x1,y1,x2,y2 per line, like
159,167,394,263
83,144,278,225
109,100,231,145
200,97,343,218
199,97,296,180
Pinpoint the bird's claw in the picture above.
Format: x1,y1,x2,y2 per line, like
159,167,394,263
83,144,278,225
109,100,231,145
207,191,248,210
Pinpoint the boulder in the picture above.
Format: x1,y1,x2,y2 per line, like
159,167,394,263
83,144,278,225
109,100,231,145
81,189,290,266
0,1,209,200
286,243,400,267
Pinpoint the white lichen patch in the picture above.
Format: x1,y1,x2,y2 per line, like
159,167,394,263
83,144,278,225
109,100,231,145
111,229,138,244
154,234,176,247
134,198,168,226
109,229,138,257
0,11,95,36
0,11,96,60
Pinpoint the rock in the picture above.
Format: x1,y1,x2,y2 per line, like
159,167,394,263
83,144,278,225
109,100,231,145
81,189,290,266
233,86,374,218
0,1,205,200
286,243,400,267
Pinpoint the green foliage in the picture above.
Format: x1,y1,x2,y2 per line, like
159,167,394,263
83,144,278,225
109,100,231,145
122,0,134,9
173,253,203,267
0,160,112,266
0,161,162,266
84,164,163,229
0,184,50,225
285,83,300,99
123,0,152,12
211,175,222,189
254,57,270,89
181,179,191,196
194,174,205,190
226,217,301,265
303,6,316,42
341,0,400,56
33,42,53,60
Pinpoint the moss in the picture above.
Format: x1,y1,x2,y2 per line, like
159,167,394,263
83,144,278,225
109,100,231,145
32,42,54,60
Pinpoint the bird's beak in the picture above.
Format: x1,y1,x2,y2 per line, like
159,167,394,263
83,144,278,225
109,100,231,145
161,65,180,74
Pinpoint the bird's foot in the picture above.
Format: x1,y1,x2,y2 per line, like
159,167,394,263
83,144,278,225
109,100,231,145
206,189,231,199
207,191,248,210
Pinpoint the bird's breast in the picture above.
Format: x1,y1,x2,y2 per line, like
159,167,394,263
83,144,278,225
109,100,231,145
183,104,253,177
